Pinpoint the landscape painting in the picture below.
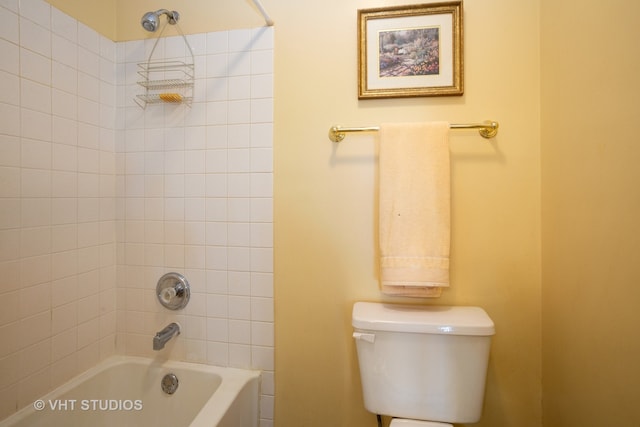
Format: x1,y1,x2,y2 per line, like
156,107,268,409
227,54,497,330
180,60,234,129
378,27,440,78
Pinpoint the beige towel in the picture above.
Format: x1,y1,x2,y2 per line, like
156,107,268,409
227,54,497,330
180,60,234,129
378,122,450,297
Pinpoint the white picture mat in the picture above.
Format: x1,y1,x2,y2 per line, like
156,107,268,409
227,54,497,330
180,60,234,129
366,14,454,90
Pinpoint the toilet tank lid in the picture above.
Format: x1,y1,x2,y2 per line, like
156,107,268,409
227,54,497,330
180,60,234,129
352,302,495,336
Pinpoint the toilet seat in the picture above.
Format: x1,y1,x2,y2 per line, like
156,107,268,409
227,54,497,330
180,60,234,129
389,419,453,427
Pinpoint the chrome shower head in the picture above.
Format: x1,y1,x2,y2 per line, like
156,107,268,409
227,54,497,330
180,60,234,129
141,11,159,32
141,9,180,32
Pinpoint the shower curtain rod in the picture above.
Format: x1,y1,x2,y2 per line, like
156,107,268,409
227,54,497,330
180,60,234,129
251,0,274,26
328,120,499,142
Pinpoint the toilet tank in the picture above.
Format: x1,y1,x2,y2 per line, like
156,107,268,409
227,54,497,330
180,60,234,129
352,302,495,424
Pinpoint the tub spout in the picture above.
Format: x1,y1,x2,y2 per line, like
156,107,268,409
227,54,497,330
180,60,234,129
153,322,180,350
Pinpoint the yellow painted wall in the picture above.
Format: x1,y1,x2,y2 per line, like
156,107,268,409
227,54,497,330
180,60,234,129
46,0,543,425
540,0,640,425
48,0,268,41
272,1,541,425
113,0,268,41
45,0,117,39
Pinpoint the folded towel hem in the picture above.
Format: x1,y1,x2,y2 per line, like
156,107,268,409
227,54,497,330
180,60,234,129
381,285,443,298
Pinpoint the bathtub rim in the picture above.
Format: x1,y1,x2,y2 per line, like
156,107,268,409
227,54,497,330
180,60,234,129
0,355,261,427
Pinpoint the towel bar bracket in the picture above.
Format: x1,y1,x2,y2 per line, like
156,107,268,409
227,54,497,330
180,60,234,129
478,121,499,138
328,126,346,143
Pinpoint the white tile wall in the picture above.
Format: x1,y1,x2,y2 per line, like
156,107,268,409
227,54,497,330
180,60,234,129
0,2,274,426
0,1,117,418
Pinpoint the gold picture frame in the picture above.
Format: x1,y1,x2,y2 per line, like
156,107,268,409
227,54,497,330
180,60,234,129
358,2,463,99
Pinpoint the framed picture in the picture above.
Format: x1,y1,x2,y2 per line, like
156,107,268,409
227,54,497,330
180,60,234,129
358,2,463,99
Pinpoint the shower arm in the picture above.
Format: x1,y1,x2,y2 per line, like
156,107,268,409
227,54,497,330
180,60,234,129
155,9,179,25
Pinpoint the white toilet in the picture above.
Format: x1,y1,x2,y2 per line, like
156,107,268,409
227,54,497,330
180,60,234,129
352,302,495,427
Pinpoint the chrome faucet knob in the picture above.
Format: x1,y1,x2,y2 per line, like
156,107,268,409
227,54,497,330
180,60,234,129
156,273,190,310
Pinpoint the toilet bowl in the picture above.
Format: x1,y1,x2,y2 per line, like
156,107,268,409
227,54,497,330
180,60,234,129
352,302,494,425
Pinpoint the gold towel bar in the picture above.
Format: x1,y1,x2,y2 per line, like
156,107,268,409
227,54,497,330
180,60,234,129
328,120,499,142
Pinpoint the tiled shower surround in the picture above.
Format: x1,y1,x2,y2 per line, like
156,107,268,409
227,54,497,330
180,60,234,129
0,2,274,425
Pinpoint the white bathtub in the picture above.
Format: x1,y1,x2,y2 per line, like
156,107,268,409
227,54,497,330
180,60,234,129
0,356,260,427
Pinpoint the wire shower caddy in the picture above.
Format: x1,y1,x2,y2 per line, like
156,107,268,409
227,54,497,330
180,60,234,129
135,20,195,108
